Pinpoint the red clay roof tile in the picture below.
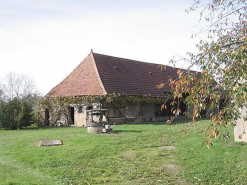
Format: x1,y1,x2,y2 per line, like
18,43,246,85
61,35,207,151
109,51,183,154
47,53,106,97
47,52,183,97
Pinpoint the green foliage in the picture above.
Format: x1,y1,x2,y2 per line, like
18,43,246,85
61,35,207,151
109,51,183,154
0,101,9,128
0,97,34,129
159,0,247,147
39,94,170,126
0,72,41,129
0,119,246,184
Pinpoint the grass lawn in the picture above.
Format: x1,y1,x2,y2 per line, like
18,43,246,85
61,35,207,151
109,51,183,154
0,119,247,184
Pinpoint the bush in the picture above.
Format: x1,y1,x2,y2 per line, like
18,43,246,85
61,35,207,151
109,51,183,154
0,97,34,129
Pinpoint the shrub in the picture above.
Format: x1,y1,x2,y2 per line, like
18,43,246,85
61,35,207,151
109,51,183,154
0,97,34,129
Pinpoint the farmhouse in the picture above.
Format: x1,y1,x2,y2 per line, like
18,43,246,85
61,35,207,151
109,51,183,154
44,51,203,127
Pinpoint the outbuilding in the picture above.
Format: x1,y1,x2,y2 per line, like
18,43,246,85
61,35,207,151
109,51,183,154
43,51,199,126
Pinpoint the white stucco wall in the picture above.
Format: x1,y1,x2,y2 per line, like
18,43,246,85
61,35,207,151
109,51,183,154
74,99,102,127
234,106,247,142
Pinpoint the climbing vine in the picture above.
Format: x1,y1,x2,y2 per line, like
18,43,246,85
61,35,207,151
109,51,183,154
39,94,171,126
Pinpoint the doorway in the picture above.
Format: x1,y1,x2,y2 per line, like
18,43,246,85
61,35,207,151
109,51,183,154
45,109,49,126
70,107,74,125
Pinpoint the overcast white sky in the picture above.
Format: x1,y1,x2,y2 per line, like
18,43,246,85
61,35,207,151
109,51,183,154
0,0,206,95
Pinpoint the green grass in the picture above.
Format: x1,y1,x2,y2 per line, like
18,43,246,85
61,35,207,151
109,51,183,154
0,119,247,184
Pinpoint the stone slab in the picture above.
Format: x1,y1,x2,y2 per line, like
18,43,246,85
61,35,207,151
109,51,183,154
39,140,63,146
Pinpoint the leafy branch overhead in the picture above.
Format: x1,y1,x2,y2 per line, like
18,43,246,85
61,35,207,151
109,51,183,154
159,0,247,148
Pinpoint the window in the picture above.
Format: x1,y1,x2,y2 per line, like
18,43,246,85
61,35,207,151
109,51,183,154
86,106,93,110
79,106,83,113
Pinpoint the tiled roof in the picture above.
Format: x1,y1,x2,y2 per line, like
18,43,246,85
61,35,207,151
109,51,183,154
47,53,106,97
47,52,182,97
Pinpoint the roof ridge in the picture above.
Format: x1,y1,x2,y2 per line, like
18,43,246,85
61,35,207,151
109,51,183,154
90,52,107,95
93,52,198,72
93,52,161,65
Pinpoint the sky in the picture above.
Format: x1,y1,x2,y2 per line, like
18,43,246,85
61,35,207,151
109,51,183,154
0,0,205,95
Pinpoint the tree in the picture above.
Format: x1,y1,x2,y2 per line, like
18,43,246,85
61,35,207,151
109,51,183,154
0,101,9,128
4,72,38,100
0,81,5,101
0,73,41,129
8,98,34,129
158,0,247,147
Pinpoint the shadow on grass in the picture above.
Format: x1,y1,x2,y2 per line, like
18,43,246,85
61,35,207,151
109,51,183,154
1,125,67,131
21,126,77,131
142,120,191,126
1,118,210,131
149,118,210,126
113,130,142,134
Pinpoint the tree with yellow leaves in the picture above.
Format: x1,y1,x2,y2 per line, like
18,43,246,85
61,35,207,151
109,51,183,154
161,0,247,148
